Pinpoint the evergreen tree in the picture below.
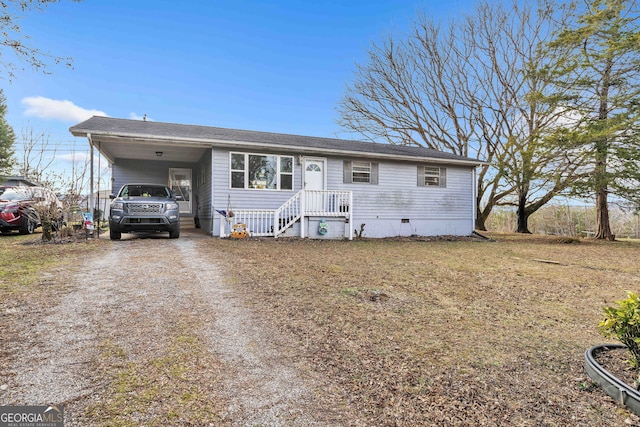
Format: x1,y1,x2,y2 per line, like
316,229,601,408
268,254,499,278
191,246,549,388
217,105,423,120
0,89,15,180
546,0,640,240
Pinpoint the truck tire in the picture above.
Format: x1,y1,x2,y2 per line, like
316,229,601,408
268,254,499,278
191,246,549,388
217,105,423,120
169,227,180,239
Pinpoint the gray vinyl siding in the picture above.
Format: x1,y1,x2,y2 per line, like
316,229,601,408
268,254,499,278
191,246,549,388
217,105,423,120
211,149,473,217
211,148,300,213
112,158,196,194
194,150,213,231
209,150,474,237
329,157,473,220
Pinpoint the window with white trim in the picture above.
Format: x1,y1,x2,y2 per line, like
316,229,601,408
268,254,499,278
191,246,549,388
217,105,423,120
230,152,294,190
352,161,371,183
418,165,446,187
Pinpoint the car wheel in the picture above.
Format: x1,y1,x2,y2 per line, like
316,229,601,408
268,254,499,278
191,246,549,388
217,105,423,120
19,218,35,235
110,229,121,240
169,228,180,239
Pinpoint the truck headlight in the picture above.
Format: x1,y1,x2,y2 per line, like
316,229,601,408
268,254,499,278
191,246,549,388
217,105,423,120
166,202,179,210
111,202,124,210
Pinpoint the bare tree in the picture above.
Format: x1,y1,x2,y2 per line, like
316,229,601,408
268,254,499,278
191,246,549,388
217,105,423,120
482,1,593,233
1,0,82,81
15,126,101,231
16,127,59,186
338,0,584,232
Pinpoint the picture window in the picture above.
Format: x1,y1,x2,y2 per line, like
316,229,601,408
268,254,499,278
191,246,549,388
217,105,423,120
230,153,294,190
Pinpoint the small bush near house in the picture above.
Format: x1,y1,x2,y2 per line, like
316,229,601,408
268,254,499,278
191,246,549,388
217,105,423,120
36,201,64,241
600,292,640,367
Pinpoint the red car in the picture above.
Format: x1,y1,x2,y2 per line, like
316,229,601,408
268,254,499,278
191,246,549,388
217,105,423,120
0,186,64,235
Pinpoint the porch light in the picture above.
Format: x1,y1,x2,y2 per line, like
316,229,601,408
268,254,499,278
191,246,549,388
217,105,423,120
156,151,163,157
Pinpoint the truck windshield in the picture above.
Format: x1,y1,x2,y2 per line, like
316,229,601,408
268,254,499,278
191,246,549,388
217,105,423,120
120,185,169,198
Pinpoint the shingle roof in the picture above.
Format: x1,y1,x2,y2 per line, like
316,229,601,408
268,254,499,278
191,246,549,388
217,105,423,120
70,116,481,165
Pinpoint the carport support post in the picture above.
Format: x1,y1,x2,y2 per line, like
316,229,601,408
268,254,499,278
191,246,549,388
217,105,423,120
88,133,95,235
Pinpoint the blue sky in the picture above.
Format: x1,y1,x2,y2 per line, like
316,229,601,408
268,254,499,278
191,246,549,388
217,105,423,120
3,0,476,176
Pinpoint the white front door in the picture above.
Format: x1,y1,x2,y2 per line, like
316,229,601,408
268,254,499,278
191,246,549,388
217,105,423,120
169,168,192,214
304,158,326,191
304,158,326,211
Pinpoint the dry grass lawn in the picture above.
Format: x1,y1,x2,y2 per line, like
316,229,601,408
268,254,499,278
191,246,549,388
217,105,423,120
207,232,640,426
2,232,640,426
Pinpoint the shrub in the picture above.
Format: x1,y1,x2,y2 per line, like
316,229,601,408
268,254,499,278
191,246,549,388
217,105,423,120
599,292,640,367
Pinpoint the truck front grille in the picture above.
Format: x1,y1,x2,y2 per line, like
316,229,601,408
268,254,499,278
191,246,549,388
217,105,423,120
127,203,163,214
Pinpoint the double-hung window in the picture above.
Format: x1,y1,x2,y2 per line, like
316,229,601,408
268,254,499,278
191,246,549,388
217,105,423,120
343,160,379,184
352,161,371,183
418,165,446,187
230,152,294,190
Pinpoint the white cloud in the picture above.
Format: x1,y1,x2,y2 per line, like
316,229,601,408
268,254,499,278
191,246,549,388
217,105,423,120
21,96,108,122
129,112,153,121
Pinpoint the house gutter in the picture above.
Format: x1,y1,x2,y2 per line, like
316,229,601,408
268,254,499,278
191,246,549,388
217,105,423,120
210,148,215,237
70,129,485,167
472,167,477,231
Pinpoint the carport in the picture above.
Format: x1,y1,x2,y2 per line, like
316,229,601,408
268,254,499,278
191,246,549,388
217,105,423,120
70,117,212,226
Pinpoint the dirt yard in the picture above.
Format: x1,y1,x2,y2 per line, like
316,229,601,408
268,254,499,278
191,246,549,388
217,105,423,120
1,229,640,426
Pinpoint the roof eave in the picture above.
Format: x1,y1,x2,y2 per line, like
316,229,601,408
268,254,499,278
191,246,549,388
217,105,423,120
71,129,484,167
206,138,482,166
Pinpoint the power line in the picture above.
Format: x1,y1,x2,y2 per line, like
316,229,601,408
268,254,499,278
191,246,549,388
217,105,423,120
16,143,86,148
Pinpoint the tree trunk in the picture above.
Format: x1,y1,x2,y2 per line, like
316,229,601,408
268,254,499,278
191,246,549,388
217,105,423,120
516,195,532,234
476,201,490,231
593,56,615,241
594,186,615,240
475,214,488,231
41,221,52,242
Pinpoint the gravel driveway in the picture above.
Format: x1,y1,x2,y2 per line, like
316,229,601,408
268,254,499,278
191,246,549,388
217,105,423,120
1,229,343,426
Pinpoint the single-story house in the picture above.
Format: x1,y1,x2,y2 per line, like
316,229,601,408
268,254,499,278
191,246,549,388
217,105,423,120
69,116,482,239
1,176,38,187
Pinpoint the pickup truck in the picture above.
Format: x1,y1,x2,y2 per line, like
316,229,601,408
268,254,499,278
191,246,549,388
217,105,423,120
108,183,182,240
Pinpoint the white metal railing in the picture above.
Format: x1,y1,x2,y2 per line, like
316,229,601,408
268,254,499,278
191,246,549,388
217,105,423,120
220,190,352,238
